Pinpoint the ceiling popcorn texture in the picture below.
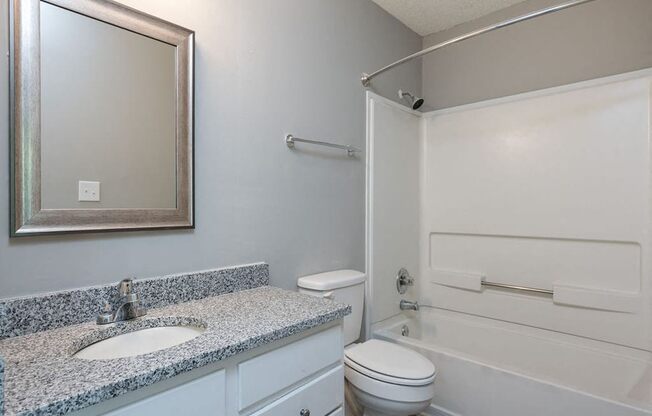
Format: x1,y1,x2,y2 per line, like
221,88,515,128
372,0,527,36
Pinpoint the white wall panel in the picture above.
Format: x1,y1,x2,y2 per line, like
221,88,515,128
420,72,652,350
367,94,421,324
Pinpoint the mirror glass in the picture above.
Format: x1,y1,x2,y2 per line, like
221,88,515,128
40,2,177,209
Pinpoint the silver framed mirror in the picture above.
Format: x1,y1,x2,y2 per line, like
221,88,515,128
9,0,194,236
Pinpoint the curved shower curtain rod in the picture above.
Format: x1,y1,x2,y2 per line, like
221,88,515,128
361,0,598,87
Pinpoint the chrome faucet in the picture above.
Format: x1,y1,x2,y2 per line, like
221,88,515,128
97,279,147,324
399,299,419,311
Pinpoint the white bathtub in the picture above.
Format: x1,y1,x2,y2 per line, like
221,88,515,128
372,307,652,416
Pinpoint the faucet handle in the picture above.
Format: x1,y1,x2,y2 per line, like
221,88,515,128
118,278,134,296
97,301,113,325
396,268,414,294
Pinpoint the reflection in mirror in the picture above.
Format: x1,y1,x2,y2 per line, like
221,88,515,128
40,2,177,209
10,0,194,236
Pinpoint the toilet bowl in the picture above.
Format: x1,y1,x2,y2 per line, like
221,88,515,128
297,270,436,416
345,339,436,416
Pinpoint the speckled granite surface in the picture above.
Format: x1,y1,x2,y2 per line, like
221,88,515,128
0,263,269,339
0,286,350,416
1,356,4,416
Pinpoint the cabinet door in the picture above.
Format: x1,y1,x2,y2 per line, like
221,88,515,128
105,370,226,416
239,325,342,410
250,366,343,416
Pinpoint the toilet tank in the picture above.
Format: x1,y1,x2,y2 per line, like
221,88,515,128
297,270,366,345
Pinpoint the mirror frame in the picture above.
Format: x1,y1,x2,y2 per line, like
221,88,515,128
9,0,194,236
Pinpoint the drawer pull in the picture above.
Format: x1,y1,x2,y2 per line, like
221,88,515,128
300,409,311,416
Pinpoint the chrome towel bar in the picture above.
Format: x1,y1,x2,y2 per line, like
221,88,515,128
285,134,361,157
482,280,553,296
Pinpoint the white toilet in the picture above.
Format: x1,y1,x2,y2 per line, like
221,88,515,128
298,270,436,416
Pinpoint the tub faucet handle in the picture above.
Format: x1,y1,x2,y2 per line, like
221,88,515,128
396,268,414,294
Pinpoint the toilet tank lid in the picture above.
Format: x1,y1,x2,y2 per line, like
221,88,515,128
297,269,366,290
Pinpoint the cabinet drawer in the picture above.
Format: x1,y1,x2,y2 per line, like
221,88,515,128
327,407,343,416
105,370,225,416
239,325,342,409
250,365,343,416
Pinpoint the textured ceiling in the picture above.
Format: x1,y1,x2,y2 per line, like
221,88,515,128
372,0,527,36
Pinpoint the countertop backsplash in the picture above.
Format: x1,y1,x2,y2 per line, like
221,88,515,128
0,263,269,339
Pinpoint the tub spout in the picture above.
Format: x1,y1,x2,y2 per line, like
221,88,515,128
400,299,419,311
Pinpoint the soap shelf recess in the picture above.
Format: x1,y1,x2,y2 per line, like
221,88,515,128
429,269,640,314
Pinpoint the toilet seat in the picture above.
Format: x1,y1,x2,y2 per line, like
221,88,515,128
345,363,436,404
344,340,436,386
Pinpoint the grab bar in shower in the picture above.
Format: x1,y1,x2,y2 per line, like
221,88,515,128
431,269,638,311
482,280,553,296
285,134,361,157
431,269,554,296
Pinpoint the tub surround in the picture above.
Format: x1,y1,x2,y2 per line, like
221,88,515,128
0,285,350,416
0,263,269,339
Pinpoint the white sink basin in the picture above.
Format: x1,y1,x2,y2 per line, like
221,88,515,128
74,325,205,360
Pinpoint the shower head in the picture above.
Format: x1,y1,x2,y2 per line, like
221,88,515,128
398,89,424,110
412,96,425,110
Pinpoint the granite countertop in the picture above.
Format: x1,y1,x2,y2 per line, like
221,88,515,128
1,356,4,415
0,286,350,416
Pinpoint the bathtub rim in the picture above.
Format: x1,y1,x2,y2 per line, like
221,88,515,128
372,308,652,414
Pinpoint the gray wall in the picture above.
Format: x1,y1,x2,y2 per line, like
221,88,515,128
0,0,421,298
421,0,652,110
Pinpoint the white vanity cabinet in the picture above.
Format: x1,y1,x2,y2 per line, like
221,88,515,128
104,371,227,416
249,367,343,416
76,323,344,416
238,324,343,411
